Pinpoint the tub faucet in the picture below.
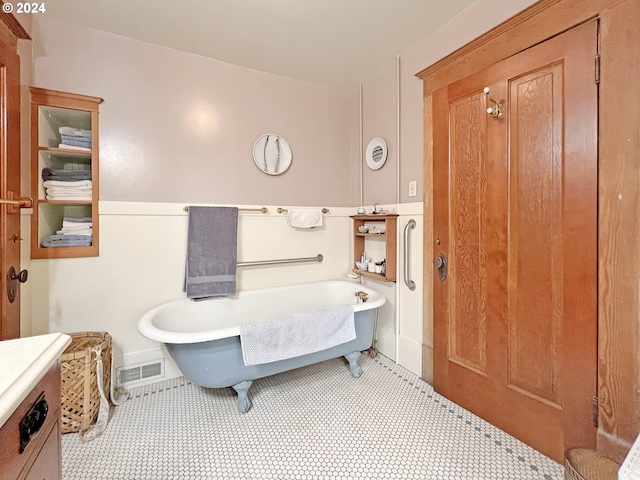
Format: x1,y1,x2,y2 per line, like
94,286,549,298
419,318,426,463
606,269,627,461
355,291,369,303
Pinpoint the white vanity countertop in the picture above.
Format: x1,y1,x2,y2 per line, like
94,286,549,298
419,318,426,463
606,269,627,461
0,333,71,428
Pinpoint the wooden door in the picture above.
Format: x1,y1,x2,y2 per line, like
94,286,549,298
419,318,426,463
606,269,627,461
0,34,23,340
432,21,598,462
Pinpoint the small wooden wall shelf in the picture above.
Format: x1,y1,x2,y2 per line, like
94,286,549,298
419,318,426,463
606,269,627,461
350,214,398,282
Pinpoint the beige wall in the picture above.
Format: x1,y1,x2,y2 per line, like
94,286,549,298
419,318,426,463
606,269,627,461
361,62,397,206
26,0,541,211
31,16,355,207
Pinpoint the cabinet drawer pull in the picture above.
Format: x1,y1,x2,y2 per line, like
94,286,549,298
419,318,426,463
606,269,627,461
19,392,48,453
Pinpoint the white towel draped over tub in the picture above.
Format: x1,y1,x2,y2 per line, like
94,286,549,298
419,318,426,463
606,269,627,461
286,208,323,228
240,305,356,366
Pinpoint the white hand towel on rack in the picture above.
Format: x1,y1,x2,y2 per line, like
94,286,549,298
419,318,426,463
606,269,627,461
286,208,323,228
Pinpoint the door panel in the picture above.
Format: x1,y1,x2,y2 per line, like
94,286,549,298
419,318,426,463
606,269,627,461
508,63,564,406
449,92,488,374
433,21,598,462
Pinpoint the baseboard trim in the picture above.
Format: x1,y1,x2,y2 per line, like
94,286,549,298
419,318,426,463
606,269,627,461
397,335,422,377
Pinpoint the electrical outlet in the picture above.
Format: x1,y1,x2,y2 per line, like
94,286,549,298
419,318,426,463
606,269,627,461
409,180,417,197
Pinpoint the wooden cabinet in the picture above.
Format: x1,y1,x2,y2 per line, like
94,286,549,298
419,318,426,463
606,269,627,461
350,214,397,282
0,363,62,480
29,88,103,259
20,424,61,480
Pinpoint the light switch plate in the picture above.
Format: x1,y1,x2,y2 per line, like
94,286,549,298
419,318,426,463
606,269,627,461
409,180,417,197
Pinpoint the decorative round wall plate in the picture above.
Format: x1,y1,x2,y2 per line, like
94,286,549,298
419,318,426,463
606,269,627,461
365,137,387,170
253,134,292,175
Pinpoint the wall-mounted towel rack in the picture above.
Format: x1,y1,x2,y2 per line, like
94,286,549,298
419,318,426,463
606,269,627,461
277,207,329,214
238,254,323,267
183,206,269,213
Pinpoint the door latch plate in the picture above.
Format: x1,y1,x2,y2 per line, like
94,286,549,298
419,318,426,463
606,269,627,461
435,254,448,282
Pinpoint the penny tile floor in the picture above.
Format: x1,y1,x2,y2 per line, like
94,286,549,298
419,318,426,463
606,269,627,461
62,354,563,479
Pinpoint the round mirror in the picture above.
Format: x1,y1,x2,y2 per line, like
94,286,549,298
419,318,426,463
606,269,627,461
253,134,292,175
365,137,387,170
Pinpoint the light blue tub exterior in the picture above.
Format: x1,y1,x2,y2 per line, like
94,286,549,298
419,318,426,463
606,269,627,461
138,280,386,412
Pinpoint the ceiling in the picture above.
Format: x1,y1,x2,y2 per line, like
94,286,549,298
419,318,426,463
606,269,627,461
44,0,479,91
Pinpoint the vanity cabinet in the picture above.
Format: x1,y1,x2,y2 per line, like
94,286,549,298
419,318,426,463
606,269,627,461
350,214,398,282
0,334,70,480
29,87,103,259
0,363,62,480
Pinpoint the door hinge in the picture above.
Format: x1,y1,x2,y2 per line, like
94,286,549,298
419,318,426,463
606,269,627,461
595,54,601,85
592,396,599,427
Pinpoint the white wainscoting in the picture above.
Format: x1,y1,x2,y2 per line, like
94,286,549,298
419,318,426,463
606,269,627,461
25,201,424,386
28,202,359,382
397,203,424,378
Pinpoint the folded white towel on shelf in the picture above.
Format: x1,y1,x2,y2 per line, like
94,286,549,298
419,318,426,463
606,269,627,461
57,228,92,236
57,215,93,235
286,208,323,228
45,187,92,195
59,143,91,152
62,221,93,230
46,194,92,200
58,224,92,232
239,304,355,366
43,180,92,188
63,216,92,224
62,223,92,230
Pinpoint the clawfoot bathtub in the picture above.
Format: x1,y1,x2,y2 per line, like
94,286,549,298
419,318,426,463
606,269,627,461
138,280,386,413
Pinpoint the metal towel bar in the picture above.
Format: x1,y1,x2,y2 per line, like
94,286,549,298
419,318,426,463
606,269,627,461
183,206,268,213
238,254,323,267
277,207,330,214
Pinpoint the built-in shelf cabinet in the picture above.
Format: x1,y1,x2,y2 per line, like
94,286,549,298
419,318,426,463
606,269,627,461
350,214,398,282
30,88,103,259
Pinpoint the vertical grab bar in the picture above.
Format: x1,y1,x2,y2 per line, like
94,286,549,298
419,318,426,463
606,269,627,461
404,219,417,291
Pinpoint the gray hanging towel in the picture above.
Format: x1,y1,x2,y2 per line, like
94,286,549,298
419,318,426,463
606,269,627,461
184,206,238,299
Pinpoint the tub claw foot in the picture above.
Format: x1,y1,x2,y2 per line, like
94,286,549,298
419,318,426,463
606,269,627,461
344,351,363,378
232,380,253,413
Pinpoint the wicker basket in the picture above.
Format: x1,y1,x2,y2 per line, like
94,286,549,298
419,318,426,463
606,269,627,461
60,332,112,434
565,448,619,480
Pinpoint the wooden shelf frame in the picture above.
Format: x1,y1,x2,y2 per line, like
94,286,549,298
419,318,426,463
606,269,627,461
29,88,103,259
350,214,398,282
